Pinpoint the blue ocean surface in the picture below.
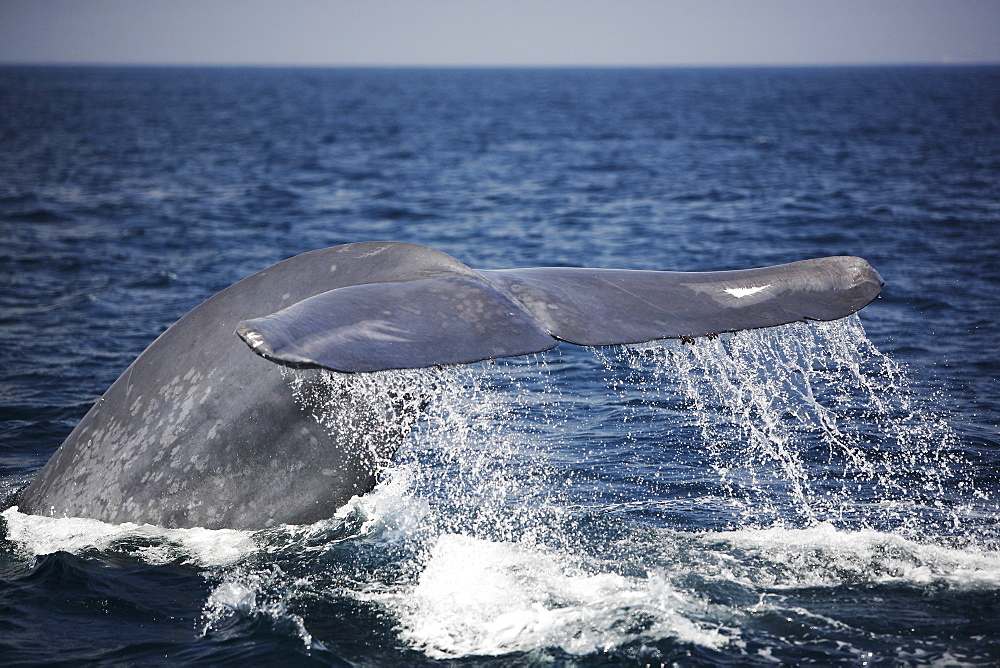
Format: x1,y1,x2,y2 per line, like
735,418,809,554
1,66,999,665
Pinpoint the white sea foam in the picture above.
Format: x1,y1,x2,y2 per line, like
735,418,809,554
377,523,1000,659
382,532,731,658
1,505,257,567
207,578,257,613
690,522,1000,590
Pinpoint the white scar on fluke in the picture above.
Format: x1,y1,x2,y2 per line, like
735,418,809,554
724,285,770,298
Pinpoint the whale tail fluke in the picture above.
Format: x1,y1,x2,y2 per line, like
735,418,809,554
237,244,882,373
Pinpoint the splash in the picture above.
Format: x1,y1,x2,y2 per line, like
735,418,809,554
257,319,990,659
201,564,318,651
347,358,742,657
282,365,438,474
278,359,559,543
370,357,570,543
611,315,975,535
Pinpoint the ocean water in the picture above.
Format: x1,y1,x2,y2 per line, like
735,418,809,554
1,66,999,665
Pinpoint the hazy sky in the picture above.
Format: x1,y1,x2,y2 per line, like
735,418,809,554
1,0,998,67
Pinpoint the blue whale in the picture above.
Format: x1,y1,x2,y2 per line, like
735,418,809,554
11,242,882,529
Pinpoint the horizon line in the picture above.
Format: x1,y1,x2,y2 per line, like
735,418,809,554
3,60,999,69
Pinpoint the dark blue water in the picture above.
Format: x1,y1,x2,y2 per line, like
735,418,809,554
2,66,999,665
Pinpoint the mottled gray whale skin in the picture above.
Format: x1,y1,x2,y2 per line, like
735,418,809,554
12,242,882,530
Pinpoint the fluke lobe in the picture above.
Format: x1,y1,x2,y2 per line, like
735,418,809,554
11,242,882,529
